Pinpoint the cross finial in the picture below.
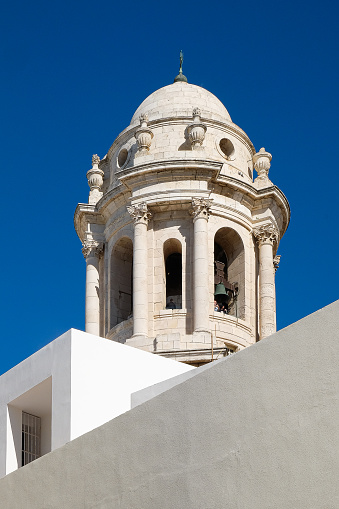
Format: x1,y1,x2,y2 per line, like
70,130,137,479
179,50,184,73
174,50,188,83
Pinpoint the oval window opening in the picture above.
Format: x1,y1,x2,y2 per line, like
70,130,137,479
219,138,235,159
118,148,128,168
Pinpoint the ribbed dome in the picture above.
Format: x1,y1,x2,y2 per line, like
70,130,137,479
130,82,232,125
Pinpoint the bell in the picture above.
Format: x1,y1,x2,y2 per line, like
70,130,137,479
214,282,232,304
214,283,227,298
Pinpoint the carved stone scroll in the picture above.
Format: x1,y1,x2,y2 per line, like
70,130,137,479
82,240,103,259
127,202,152,225
273,255,281,272
190,198,212,220
253,224,279,247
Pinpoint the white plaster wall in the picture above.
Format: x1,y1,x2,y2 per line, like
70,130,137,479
1,301,338,508
69,330,194,440
0,331,72,478
0,328,194,478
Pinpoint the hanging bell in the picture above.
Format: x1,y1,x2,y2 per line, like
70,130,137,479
215,283,227,298
215,282,232,304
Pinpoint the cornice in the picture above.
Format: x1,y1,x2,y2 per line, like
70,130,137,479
74,203,105,240
75,167,289,241
210,204,253,231
116,158,222,181
97,166,289,232
216,175,290,236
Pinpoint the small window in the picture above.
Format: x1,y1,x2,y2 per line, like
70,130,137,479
117,148,128,168
219,138,235,159
22,411,41,466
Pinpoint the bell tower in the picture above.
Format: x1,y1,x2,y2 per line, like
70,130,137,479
75,69,289,365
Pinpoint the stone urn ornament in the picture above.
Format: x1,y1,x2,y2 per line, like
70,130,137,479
253,147,272,185
86,154,104,205
187,107,207,150
135,113,154,153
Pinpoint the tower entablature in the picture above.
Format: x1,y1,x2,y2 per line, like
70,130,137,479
75,76,290,365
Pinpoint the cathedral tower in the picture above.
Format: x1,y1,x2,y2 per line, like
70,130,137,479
75,73,289,365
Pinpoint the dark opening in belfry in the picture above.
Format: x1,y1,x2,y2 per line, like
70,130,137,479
165,253,182,309
163,238,182,309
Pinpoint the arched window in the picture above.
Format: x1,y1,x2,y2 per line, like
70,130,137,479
163,239,182,309
214,228,244,318
214,241,228,280
110,237,133,328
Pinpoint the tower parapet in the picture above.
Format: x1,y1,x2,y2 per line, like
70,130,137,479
74,79,290,365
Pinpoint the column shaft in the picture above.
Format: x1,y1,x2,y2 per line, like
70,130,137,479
193,216,210,332
127,203,152,339
253,224,279,340
191,198,212,336
258,241,276,339
85,253,100,335
132,220,149,337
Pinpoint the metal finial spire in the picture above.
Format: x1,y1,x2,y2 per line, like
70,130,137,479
174,50,188,83
179,50,184,73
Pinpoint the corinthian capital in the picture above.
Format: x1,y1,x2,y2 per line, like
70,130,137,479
127,202,152,225
82,240,103,259
190,198,213,220
253,224,279,247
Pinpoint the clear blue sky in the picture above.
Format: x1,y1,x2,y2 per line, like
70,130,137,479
1,0,338,375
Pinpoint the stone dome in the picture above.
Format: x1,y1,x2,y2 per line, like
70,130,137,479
130,82,232,125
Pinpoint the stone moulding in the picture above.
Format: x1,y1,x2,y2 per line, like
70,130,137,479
209,313,253,334
106,316,133,341
156,347,236,361
211,205,253,231
116,158,223,176
154,309,188,319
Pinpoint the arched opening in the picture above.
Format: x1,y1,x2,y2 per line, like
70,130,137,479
163,239,182,309
110,237,133,328
214,228,245,318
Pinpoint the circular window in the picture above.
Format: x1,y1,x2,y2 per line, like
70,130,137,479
117,148,128,168
219,138,235,159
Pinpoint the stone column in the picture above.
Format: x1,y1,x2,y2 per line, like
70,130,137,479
127,203,152,338
253,224,279,339
82,240,103,336
190,198,212,339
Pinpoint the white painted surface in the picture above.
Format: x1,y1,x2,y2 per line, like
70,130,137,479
70,329,194,439
0,331,72,478
0,329,194,478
